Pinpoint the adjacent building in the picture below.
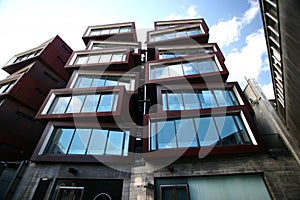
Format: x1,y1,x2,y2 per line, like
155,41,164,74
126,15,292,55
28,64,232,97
1,18,300,199
259,0,300,161
0,36,72,199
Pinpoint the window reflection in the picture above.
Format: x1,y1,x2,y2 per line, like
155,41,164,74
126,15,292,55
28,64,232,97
45,127,130,156
47,93,119,114
150,57,219,80
162,89,239,111
150,114,252,151
73,52,127,65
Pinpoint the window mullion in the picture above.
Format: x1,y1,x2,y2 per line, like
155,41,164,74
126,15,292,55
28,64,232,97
79,94,88,113
233,115,246,144
103,130,110,155
173,120,179,148
196,89,203,108
211,90,220,107
95,93,102,112
212,116,222,145
121,131,126,156
66,129,76,155
64,95,72,114
85,129,94,155
192,118,201,147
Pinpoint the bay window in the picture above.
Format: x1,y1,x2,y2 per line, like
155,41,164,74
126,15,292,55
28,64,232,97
149,113,253,151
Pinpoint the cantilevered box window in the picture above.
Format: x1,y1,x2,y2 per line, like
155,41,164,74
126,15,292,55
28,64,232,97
46,92,118,114
89,26,132,36
71,73,136,91
149,55,221,80
71,51,127,65
0,81,16,94
158,46,214,60
12,48,43,64
161,89,239,111
149,113,254,151
44,127,130,156
150,25,204,42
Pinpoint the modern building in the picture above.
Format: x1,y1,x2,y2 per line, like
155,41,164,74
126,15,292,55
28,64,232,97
2,18,300,199
0,36,72,199
259,0,300,161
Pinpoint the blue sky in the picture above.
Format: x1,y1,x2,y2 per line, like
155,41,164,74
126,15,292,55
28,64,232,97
0,0,274,98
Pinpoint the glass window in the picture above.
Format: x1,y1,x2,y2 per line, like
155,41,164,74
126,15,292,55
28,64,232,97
68,129,91,154
214,116,243,145
198,90,217,108
157,121,177,149
90,30,101,36
119,26,131,33
87,54,101,64
74,55,88,65
182,92,201,110
105,76,119,86
99,54,112,63
214,90,238,107
155,66,169,79
45,127,129,156
106,130,124,155
109,28,119,34
97,94,115,112
0,83,10,94
75,76,93,88
48,96,71,114
91,77,105,87
81,94,100,113
182,62,199,76
46,128,74,154
167,93,184,110
101,29,110,35
111,53,125,62
168,63,184,77
198,58,218,73
186,27,201,36
175,119,198,148
161,185,189,200
65,95,85,113
150,114,252,150
194,117,219,146
56,187,84,200
87,129,108,155
176,30,188,38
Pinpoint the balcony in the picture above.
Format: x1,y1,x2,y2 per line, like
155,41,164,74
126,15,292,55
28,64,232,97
82,22,137,45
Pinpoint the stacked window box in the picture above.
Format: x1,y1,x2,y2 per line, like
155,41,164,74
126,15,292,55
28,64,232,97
32,22,142,164
144,19,264,158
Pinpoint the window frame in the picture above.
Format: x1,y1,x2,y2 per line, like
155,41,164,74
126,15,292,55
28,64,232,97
143,108,265,157
36,86,126,120
145,52,228,84
67,70,139,93
31,121,135,163
55,186,84,200
160,184,190,200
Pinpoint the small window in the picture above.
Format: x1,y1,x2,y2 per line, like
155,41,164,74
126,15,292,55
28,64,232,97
160,185,190,200
0,81,15,94
55,186,84,200
74,55,88,65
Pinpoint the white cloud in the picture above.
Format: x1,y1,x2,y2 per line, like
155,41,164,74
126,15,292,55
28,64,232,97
261,82,275,99
209,0,260,48
225,29,267,87
164,5,199,21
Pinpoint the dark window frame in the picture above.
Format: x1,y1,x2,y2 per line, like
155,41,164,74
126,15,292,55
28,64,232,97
160,184,190,200
31,121,136,163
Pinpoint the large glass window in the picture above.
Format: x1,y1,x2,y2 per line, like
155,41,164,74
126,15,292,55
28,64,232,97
150,57,219,80
45,127,130,156
0,81,15,94
149,114,252,151
162,89,239,111
74,74,135,91
73,51,126,65
89,26,131,36
46,93,118,114
13,48,42,63
159,47,214,60
150,26,203,42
